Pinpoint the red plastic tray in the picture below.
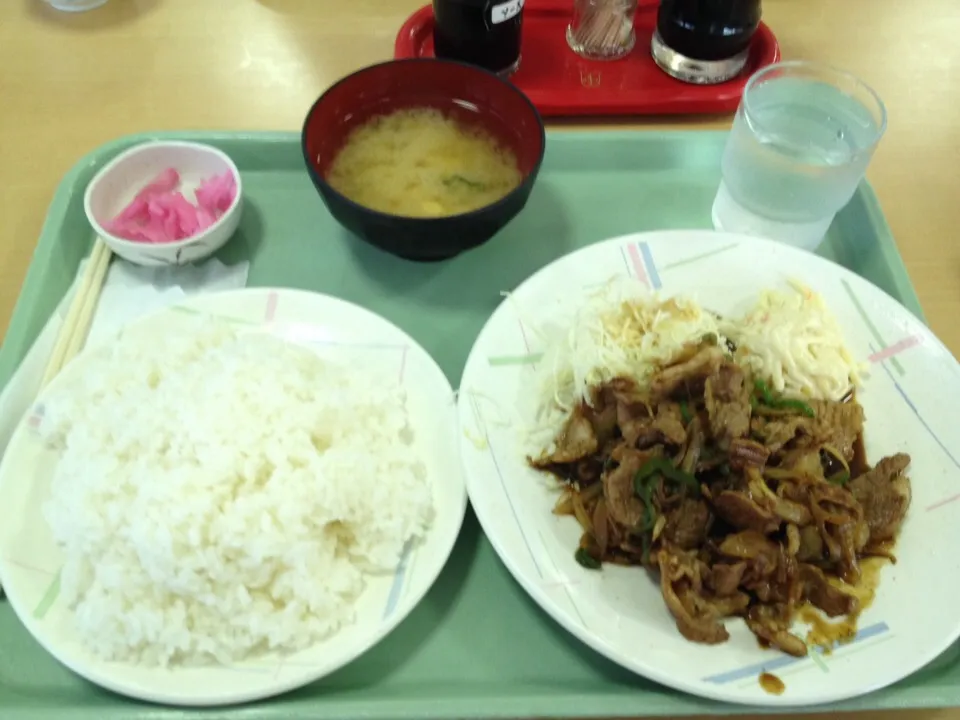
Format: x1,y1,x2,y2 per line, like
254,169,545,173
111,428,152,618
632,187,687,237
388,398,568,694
394,1,780,117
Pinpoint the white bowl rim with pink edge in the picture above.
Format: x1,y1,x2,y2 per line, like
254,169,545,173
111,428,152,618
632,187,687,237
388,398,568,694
83,140,243,266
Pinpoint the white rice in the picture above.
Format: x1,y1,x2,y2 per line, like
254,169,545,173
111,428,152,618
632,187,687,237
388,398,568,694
38,316,433,667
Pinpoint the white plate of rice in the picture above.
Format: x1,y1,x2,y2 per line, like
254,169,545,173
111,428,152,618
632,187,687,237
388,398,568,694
0,288,467,706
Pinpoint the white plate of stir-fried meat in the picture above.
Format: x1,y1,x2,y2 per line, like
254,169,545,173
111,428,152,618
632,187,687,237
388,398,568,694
458,230,960,706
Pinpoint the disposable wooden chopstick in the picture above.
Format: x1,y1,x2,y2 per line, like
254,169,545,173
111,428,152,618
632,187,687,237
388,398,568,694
0,241,110,599
40,239,112,389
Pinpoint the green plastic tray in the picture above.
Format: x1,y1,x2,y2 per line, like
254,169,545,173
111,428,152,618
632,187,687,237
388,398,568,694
0,130,947,720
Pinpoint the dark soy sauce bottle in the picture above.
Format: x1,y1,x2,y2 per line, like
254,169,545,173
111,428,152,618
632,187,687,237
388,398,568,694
433,0,525,76
651,0,762,84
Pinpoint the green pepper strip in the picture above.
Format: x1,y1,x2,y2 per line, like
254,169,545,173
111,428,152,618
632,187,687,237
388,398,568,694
640,534,652,566
828,470,851,486
777,399,816,418
753,379,816,418
632,458,700,564
636,481,656,531
679,401,692,424
632,472,656,564
574,547,601,570
635,457,700,496
754,378,776,405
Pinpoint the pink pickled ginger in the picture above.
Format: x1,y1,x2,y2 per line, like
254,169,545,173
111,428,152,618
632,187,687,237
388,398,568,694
105,168,238,243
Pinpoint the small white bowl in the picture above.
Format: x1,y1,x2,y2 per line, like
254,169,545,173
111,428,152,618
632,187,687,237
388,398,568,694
84,141,243,267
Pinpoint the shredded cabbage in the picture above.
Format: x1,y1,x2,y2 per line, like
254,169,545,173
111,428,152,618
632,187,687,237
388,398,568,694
722,280,864,402
526,277,861,446
529,278,723,439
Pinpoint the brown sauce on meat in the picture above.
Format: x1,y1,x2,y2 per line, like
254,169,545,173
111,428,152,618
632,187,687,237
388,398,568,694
535,371,906,661
759,672,785,695
850,433,869,478
804,556,888,651
842,391,869,477
840,556,886,612
800,606,855,652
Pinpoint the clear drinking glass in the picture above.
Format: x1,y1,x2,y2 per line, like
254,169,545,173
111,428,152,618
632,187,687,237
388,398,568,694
711,61,887,251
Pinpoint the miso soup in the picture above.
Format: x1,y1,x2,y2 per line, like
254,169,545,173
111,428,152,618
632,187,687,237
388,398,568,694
326,107,522,218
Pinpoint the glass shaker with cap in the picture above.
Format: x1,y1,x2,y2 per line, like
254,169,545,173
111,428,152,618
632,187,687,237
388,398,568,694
651,0,762,84
433,0,525,77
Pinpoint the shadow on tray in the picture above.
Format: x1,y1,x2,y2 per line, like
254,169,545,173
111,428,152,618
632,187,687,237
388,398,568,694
345,181,575,306
289,511,485,695
217,200,266,268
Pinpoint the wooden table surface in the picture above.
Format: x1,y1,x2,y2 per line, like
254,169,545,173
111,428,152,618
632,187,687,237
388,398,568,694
1,0,958,718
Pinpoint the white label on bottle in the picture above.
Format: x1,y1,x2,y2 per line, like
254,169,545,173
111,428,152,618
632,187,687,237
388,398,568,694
490,0,523,24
